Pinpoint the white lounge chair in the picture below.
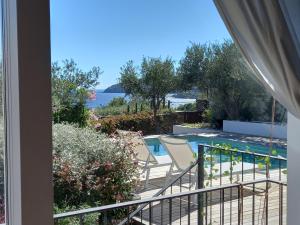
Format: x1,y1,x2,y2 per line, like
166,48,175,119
159,136,206,189
117,130,172,189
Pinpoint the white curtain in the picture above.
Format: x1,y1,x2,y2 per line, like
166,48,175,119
214,0,300,119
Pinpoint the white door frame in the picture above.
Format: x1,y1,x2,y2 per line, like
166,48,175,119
3,0,53,224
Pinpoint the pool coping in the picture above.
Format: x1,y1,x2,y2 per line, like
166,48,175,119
144,130,287,149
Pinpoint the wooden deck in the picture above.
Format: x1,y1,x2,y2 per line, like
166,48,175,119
133,163,287,225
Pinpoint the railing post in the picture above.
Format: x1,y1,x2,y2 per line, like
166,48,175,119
198,145,205,189
238,184,241,225
198,145,205,225
101,211,108,224
79,215,84,225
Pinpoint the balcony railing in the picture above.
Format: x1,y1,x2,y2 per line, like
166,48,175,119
54,144,287,225
201,144,287,183
54,179,286,225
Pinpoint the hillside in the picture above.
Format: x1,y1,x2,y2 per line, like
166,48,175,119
103,83,125,93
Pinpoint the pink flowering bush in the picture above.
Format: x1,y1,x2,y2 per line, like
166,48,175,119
53,123,139,209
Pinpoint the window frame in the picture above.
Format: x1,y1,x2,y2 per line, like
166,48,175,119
3,0,53,224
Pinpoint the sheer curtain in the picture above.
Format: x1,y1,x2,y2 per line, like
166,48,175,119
214,0,300,118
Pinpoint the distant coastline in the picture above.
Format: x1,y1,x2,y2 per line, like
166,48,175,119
103,83,200,99
88,84,198,109
103,83,124,93
86,89,196,109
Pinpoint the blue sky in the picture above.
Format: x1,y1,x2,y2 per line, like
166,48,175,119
50,0,231,89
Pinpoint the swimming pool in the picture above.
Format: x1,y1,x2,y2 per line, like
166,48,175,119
145,135,287,158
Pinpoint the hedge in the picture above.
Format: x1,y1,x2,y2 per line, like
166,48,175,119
91,112,185,135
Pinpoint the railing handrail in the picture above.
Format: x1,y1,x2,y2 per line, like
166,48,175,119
54,178,286,220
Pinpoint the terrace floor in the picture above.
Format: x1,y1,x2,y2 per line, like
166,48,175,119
134,162,287,225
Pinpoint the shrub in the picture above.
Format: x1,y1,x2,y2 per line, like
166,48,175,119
53,103,89,127
94,105,128,117
54,204,99,225
53,123,139,209
90,112,184,135
92,112,155,134
94,99,174,118
176,103,197,111
202,108,213,123
94,102,150,117
107,97,127,107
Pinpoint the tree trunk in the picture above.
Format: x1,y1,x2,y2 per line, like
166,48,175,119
153,106,160,133
153,97,161,133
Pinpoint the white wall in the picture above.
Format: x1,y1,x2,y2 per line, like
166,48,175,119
287,113,300,225
223,120,287,139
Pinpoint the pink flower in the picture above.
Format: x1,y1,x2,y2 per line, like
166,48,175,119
94,123,101,130
104,162,113,171
115,193,123,201
90,113,99,121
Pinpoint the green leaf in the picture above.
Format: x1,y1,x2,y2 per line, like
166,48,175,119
193,152,197,159
258,162,264,170
271,149,277,156
223,171,229,176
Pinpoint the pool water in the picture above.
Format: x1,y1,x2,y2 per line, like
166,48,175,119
145,135,287,158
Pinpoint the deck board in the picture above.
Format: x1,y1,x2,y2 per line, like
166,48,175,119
134,163,287,224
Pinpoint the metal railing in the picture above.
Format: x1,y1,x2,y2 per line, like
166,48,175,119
138,144,287,200
54,179,286,225
117,144,287,224
201,144,287,183
54,144,287,225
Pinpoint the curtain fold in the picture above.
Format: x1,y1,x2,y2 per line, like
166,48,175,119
214,0,300,119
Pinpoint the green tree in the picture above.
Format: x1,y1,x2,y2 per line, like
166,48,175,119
177,41,277,123
119,60,140,97
207,41,268,121
120,57,176,130
107,97,127,107
52,59,102,126
177,43,210,98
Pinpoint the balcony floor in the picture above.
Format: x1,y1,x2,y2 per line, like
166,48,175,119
134,163,287,225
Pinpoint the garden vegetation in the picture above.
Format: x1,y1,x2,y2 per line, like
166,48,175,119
53,123,139,211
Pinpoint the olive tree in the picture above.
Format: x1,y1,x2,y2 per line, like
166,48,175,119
178,41,275,122
52,59,102,126
207,41,268,121
120,57,176,130
177,43,211,98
